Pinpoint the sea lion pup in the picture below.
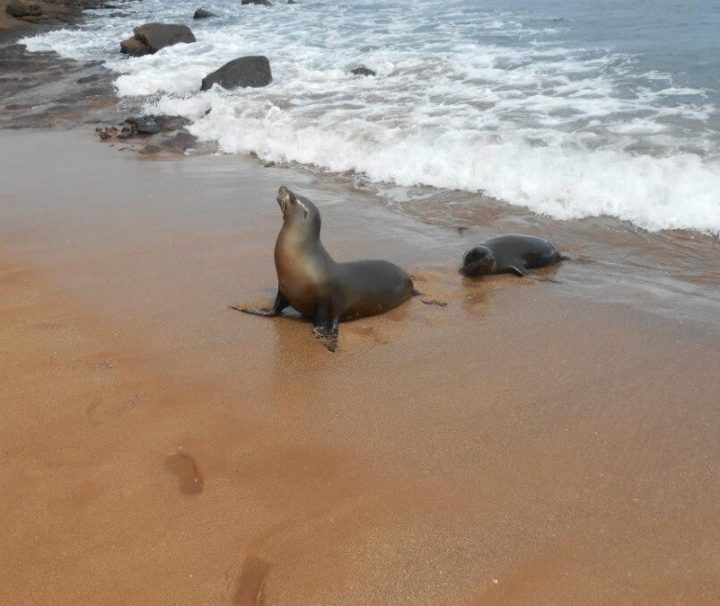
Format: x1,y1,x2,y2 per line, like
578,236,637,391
461,235,565,278
235,186,416,351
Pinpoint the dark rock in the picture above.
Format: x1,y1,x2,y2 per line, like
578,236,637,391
133,23,196,52
124,114,191,134
241,0,272,5
193,8,217,19
287,0,297,3
201,56,272,91
120,23,196,56
95,115,192,145
118,125,134,139
127,117,161,135
77,74,101,84
6,1,43,18
351,66,376,77
120,37,150,56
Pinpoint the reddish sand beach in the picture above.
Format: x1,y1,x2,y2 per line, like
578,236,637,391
1,130,719,604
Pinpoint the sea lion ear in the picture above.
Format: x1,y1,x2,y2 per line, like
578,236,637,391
296,199,309,219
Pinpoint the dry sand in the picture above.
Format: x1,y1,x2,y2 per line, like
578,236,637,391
1,130,719,605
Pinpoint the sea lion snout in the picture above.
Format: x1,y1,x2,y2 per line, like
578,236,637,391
277,185,292,215
277,185,310,222
461,246,495,277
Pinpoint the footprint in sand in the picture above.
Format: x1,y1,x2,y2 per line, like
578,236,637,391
86,394,137,425
164,450,203,495
233,556,271,606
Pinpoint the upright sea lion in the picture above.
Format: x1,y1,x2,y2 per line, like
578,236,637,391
234,186,415,351
461,235,565,278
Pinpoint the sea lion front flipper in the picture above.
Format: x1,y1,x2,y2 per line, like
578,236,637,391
313,300,339,353
508,264,531,277
313,326,339,353
232,288,289,317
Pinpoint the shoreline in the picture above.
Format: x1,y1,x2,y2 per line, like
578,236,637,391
4,0,720,240
1,0,124,130
1,128,720,604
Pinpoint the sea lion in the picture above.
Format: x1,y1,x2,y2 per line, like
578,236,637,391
234,186,415,351
461,235,565,278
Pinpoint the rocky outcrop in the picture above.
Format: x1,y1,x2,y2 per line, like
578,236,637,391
193,8,217,19
5,1,43,18
95,115,197,154
120,23,196,57
201,56,272,91
241,0,272,5
124,114,191,135
351,66,376,77
97,115,191,138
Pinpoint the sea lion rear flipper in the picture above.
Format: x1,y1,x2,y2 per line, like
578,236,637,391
313,299,339,353
231,288,289,317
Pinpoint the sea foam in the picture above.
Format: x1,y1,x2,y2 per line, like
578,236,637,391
20,0,720,234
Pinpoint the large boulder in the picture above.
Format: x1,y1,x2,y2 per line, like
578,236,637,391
193,8,217,19
134,23,196,52
120,23,196,56
5,0,43,18
201,56,272,91
241,0,272,5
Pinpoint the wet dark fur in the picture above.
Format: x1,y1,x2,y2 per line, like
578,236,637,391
461,235,564,278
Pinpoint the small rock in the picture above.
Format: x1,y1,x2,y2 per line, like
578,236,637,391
351,66,376,77
120,37,150,57
130,118,161,135
201,56,272,91
241,0,272,4
118,125,133,139
77,74,102,84
193,8,217,19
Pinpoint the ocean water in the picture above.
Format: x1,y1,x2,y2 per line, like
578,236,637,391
19,0,720,234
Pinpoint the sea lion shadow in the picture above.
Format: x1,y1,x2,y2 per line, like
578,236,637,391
271,306,410,353
235,296,415,353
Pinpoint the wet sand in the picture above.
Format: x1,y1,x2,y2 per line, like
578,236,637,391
1,130,720,605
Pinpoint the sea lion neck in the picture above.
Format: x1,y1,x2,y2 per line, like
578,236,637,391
280,209,321,242
276,212,332,261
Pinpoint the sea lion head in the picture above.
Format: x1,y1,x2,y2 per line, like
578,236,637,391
277,185,321,240
461,245,496,277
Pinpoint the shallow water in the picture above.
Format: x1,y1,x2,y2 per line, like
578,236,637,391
16,0,720,234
